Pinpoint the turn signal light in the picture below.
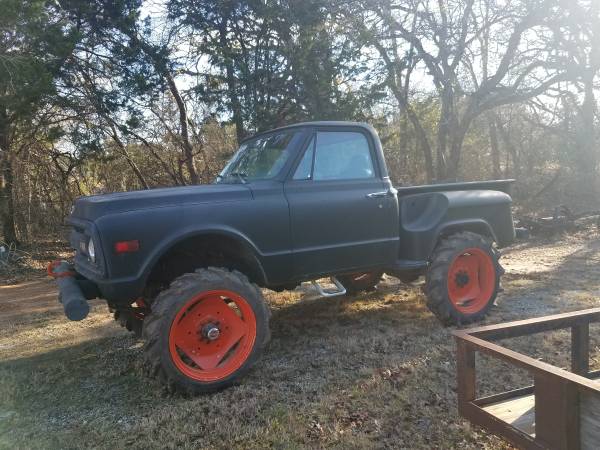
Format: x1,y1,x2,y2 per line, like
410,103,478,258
114,240,140,254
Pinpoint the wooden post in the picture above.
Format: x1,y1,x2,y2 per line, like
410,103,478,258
535,374,580,450
456,338,476,414
572,323,590,376
580,390,600,448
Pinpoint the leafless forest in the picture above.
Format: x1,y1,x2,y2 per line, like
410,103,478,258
1,0,600,245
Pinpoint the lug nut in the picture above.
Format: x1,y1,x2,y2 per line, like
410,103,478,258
202,323,220,341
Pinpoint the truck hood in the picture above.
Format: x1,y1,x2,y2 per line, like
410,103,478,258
71,184,252,221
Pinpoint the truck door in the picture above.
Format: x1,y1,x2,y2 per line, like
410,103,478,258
284,128,399,278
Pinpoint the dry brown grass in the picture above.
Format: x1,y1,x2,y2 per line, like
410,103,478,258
0,238,73,286
2,228,600,449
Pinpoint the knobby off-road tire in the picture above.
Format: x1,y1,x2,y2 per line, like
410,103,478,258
425,232,504,326
338,271,384,295
142,267,270,394
113,309,144,337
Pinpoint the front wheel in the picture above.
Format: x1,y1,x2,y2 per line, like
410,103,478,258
425,232,503,325
142,268,270,394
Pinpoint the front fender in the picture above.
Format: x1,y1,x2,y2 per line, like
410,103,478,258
138,225,267,285
91,205,273,301
92,225,268,302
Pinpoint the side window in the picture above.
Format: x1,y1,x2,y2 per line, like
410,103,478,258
293,137,315,180
313,131,375,181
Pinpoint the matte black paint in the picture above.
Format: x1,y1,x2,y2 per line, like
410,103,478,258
65,122,515,305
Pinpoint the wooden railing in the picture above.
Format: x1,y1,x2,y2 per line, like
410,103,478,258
454,308,600,450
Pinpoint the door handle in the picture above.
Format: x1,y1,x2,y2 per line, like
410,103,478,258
366,191,389,198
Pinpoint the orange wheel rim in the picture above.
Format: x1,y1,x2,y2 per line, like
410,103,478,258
447,248,496,314
168,290,257,382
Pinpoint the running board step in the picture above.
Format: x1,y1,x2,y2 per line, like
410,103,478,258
311,277,347,297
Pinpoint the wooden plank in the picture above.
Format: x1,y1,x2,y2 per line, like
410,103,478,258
458,333,600,396
572,323,590,376
535,373,580,450
480,386,600,449
475,385,535,407
454,308,600,341
581,391,600,450
456,338,476,414
462,401,545,450
482,394,536,436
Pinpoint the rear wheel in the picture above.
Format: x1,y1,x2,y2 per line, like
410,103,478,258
142,267,270,394
425,232,503,325
338,271,384,295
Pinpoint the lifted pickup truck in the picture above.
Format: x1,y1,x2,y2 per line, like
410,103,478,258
49,121,515,393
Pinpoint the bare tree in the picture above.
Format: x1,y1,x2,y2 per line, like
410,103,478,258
352,10,436,181
546,1,600,187
362,0,570,180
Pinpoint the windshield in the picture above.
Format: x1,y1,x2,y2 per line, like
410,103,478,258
217,130,298,183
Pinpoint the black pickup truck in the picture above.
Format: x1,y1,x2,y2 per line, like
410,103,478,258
49,121,515,393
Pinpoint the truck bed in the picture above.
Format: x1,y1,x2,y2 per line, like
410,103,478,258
396,179,514,196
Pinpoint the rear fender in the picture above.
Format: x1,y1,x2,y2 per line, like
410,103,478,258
436,219,497,245
422,219,497,262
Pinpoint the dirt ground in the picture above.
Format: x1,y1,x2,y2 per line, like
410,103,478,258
2,228,600,449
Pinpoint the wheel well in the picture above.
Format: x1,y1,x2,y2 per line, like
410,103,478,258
430,223,496,261
144,234,265,296
438,223,495,243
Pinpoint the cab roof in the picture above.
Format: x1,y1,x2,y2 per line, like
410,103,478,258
242,121,376,143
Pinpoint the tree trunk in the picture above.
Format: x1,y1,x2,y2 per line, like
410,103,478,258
497,119,521,180
390,88,434,182
219,19,245,144
164,72,199,185
402,105,434,183
436,89,452,180
398,112,409,176
578,74,597,187
488,113,501,179
0,116,18,244
446,123,471,181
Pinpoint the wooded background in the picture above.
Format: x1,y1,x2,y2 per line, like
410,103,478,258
1,0,599,245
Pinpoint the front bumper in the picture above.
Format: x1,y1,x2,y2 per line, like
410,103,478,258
48,260,101,321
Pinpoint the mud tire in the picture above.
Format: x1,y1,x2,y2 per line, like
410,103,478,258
142,267,270,394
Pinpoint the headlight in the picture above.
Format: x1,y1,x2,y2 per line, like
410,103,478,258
88,239,96,263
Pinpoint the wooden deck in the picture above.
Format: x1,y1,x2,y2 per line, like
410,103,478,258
482,394,536,436
481,374,600,442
